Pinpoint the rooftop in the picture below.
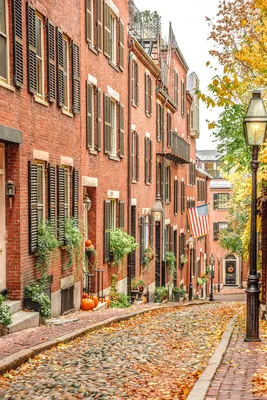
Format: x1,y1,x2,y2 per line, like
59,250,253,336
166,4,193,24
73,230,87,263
210,180,233,189
197,150,224,161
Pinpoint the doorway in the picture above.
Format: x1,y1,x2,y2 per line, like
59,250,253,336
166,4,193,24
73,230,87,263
225,256,237,285
0,144,6,292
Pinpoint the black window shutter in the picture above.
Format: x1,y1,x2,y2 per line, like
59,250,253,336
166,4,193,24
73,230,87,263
57,166,65,246
97,88,102,151
28,161,38,253
97,0,103,52
136,62,139,105
167,113,171,148
104,93,112,154
140,217,145,265
47,20,56,102
48,164,57,236
86,82,93,149
213,193,219,210
13,0,23,87
103,2,111,58
27,2,37,94
119,104,124,158
160,105,164,141
119,19,124,70
104,200,111,262
149,139,152,183
86,0,93,46
72,169,79,226
149,76,152,116
144,137,149,184
72,43,80,114
174,180,178,215
213,222,219,241
119,201,124,228
145,73,148,114
136,132,139,181
156,103,160,141
56,27,64,107
149,215,154,248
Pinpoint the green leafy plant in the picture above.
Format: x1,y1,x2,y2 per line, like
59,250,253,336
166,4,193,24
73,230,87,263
181,254,188,264
166,251,176,280
110,293,131,308
0,305,12,327
85,246,98,271
131,277,145,290
172,286,186,294
64,218,84,271
154,286,168,303
142,246,156,270
110,229,139,270
24,282,51,318
36,220,59,277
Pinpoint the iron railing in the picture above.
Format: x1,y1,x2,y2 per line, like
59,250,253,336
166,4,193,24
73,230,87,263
128,0,161,41
171,132,190,164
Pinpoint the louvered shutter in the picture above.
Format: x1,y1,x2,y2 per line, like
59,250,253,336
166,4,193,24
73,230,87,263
174,180,178,215
97,0,103,51
136,133,139,181
119,104,124,158
131,61,134,103
149,215,154,248
103,2,111,58
119,19,124,70
139,217,145,265
72,169,79,226
104,93,112,153
170,226,174,252
72,43,80,114
86,82,93,149
86,0,92,46
149,76,152,116
167,113,171,148
213,193,219,210
144,137,149,184
47,20,55,102
145,73,149,114
28,161,38,253
56,27,64,107
213,222,219,241
57,166,65,246
160,105,164,141
156,103,160,141
136,62,139,105
13,0,23,87
104,200,111,262
149,139,152,183
97,88,101,151
27,3,37,94
119,201,124,228
48,164,56,235
174,70,178,105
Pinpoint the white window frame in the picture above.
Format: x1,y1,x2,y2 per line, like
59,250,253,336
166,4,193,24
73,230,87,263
90,0,94,47
37,163,45,223
144,215,149,248
110,199,116,229
110,12,116,65
35,13,44,98
63,36,70,109
63,166,70,218
111,99,117,156
0,0,9,82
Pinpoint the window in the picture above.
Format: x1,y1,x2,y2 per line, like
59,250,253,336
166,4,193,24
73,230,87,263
144,215,149,248
197,180,205,202
86,0,103,52
86,0,94,48
86,82,101,153
156,162,162,199
104,94,124,159
36,14,44,96
63,167,70,218
187,111,190,138
213,193,230,210
131,131,139,182
187,199,195,230
63,36,69,108
179,233,186,268
167,112,172,147
132,60,139,106
37,163,45,223
213,222,228,241
165,166,171,203
145,73,152,116
181,181,185,213
111,99,116,156
174,179,179,215
140,214,154,265
144,137,152,184
173,70,178,105
110,199,116,229
103,199,124,262
110,13,116,64
204,162,216,178
189,161,196,185
0,0,8,80
181,79,185,116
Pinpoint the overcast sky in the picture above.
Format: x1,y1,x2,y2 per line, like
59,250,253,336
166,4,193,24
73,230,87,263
135,0,221,150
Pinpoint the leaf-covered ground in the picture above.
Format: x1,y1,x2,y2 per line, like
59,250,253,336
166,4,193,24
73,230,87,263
0,303,243,400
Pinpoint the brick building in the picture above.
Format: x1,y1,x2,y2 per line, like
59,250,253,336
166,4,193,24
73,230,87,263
0,0,212,320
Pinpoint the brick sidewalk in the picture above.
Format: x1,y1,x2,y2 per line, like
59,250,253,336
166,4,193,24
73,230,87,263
206,315,267,399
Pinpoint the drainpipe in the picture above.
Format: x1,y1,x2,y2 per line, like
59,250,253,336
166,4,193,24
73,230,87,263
161,97,167,283
127,45,133,297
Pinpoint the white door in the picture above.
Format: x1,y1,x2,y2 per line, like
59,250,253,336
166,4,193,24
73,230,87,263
0,144,6,292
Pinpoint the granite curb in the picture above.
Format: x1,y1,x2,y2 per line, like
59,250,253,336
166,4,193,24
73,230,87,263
187,314,237,400
0,300,210,375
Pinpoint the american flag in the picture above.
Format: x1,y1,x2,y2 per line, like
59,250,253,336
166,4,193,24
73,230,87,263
188,204,209,238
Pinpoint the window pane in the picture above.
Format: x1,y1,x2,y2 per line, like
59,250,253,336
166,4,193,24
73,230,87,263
36,58,42,95
0,0,6,35
63,39,68,72
0,35,7,79
111,101,116,156
36,17,42,57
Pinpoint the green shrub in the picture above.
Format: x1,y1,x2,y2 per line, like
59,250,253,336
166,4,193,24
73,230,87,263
0,305,12,326
154,286,168,302
110,293,131,308
25,282,51,318
110,229,139,269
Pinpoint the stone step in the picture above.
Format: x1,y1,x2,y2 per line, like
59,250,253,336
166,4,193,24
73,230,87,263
2,300,22,315
8,311,40,334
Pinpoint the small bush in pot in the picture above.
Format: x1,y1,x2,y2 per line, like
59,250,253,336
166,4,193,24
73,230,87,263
0,295,12,329
172,286,186,302
154,286,168,303
24,282,51,319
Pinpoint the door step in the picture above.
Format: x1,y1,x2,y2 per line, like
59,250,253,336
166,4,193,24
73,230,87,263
3,300,21,315
7,311,40,334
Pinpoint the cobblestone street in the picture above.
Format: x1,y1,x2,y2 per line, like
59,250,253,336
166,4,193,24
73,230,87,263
0,303,241,400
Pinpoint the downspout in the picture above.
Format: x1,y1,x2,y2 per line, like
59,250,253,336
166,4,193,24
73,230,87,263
161,97,167,283
127,44,133,297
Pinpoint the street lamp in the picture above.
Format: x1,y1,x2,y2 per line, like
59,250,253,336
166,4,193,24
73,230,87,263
217,256,221,293
83,194,92,211
210,253,215,301
188,236,194,301
243,90,267,342
152,194,164,221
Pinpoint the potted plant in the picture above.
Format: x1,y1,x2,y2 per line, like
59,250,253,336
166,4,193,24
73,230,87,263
109,229,139,272
142,246,156,270
154,286,168,303
24,281,51,319
172,286,187,302
131,277,145,292
166,251,176,282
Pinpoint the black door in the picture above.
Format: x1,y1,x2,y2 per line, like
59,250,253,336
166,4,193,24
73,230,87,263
130,206,136,279
225,260,236,285
155,222,161,287
173,230,177,287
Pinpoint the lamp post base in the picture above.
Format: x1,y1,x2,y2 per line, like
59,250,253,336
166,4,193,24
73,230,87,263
209,279,214,301
189,283,193,301
245,274,261,342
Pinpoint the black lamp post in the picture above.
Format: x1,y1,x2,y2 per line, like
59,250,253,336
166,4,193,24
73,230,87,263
217,256,221,293
188,236,194,301
243,90,267,342
210,253,214,301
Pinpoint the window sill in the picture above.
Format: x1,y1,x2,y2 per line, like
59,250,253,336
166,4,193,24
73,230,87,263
108,61,119,72
0,80,15,92
34,96,49,107
145,112,152,118
108,154,120,162
165,201,171,205
131,101,138,108
132,179,137,184
89,148,98,156
61,108,73,118
88,44,98,55
145,181,151,186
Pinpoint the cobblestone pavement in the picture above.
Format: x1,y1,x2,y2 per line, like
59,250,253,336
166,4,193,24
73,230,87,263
206,313,267,400
0,303,240,400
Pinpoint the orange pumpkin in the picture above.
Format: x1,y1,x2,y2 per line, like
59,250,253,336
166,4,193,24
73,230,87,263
92,295,98,307
85,239,92,247
104,297,110,308
141,296,147,304
81,298,95,311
